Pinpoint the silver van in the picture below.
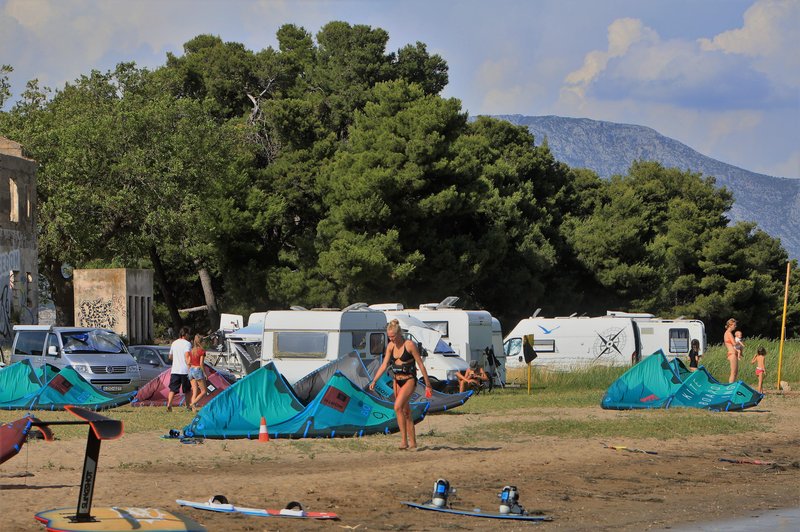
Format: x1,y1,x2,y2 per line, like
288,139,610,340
11,325,142,394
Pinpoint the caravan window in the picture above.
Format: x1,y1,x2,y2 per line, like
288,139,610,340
534,339,556,353
350,332,386,359
668,328,690,353
424,321,449,338
369,333,385,356
352,332,367,352
274,331,327,358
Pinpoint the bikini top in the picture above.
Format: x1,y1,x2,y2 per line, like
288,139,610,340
724,332,735,347
391,344,416,375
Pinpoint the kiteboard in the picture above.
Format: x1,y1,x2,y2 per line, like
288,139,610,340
34,506,206,532
402,501,553,521
176,496,339,519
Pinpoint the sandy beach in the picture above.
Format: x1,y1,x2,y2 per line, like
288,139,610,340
2,392,799,531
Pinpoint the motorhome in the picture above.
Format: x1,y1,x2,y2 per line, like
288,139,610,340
372,297,506,385
259,305,388,384
605,311,706,361
504,311,706,370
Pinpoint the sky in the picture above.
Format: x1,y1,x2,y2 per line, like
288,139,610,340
1,0,798,178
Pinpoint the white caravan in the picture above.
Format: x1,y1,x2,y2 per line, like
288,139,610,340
372,297,506,385
504,310,706,370
246,312,268,327
491,318,504,367
260,305,388,384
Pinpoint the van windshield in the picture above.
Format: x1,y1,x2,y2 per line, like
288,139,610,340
62,330,127,354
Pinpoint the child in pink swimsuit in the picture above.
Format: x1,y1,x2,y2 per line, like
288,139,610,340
750,346,766,394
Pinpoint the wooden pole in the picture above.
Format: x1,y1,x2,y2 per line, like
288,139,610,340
777,262,790,390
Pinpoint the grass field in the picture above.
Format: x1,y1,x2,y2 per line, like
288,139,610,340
1,390,781,445
1,339,795,444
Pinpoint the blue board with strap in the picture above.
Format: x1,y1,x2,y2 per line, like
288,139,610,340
402,501,553,521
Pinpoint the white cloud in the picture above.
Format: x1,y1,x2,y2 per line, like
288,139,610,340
553,2,799,177
562,18,658,100
560,2,798,111
699,0,800,89
698,0,796,57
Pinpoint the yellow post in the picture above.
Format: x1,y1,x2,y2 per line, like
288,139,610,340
777,262,790,390
527,363,532,396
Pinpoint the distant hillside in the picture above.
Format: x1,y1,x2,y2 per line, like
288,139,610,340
493,114,800,260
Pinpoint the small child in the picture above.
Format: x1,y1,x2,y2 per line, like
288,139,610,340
734,330,745,360
750,346,766,394
687,339,701,371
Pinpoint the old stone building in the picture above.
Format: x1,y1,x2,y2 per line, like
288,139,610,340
0,136,38,341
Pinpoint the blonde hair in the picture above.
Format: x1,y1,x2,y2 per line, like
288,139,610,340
725,318,737,329
192,334,203,349
386,319,402,336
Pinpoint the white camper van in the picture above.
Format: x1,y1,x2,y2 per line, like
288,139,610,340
504,315,637,369
260,306,388,384
504,311,706,370
372,297,506,385
605,311,706,360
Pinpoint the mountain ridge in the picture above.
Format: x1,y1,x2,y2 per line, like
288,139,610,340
493,114,799,260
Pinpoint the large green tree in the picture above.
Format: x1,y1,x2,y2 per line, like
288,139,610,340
565,161,798,335
1,64,245,332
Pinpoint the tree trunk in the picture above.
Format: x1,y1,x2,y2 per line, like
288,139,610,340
42,258,74,326
149,245,182,335
196,260,219,333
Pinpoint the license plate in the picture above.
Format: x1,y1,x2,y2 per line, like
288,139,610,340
102,385,123,392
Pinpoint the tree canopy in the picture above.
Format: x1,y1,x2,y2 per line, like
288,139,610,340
0,22,796,339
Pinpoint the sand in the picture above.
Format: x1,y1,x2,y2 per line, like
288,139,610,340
2,393,799,531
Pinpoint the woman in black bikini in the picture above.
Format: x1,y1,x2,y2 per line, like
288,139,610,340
369,319,431,449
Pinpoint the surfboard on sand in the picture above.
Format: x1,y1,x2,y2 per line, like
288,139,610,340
176,497,339,519
402,501,553,521
35,506,206,532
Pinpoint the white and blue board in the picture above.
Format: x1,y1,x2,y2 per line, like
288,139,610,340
176,497,338,519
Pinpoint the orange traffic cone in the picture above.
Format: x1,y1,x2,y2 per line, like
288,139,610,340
259,416,270,442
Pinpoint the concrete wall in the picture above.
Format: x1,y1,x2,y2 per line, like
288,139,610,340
0,137,39,341
74,268,154,344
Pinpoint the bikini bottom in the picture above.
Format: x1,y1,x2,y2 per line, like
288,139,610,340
394,377,415,388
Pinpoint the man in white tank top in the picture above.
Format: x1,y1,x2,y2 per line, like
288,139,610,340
166,327,192,412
